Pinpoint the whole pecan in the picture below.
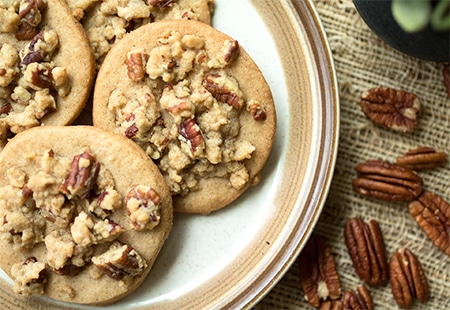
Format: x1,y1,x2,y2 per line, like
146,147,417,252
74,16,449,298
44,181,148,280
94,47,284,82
396,147,447,170
344,218,388,286
389,248,429,309
360,87,421,132
342,285,374,310
408,190,450,256
353,160,423,202
298,235,341,307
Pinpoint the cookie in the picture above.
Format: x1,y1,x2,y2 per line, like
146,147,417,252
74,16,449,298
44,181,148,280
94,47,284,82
71,0,214,67
92,19,277,214
0,125,173,305
0,0,95,150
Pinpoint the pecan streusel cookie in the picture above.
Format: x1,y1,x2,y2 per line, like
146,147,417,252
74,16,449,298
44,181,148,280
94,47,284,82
66,0,214,67
0,125,173,305
0,0,95,150
93,19,276,214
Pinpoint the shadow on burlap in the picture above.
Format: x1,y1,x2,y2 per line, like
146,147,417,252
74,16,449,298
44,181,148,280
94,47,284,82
256,0,450,309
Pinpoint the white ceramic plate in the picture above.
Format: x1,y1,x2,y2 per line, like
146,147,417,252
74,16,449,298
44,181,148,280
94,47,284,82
0,0,339,308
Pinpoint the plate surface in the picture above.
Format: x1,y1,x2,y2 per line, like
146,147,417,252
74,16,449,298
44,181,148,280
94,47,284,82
0,0,339,308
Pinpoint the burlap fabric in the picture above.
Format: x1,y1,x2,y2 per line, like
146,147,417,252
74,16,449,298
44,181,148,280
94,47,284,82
256,0,450,309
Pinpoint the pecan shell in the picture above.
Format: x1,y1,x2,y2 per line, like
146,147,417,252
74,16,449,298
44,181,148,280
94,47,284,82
353,160,423,202
344,218,388,286
396,147,447,170
408,190,450,256
389,248,429,309
298,235,341,307
360,87,421,132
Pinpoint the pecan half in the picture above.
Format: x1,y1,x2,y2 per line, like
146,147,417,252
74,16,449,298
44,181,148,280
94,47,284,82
342,285,374,310
59,151,100,199
203,74,244,109
353,160,423,202
92,243,148,281
298,235,341,307
389,248,429,309
177,118,204,155
126,51,149,81
408,190,450,256
360,87,421,132
396,147,447,170
344,218,388,286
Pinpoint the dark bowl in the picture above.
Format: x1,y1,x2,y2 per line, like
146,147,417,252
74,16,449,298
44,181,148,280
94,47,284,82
353,0,450,62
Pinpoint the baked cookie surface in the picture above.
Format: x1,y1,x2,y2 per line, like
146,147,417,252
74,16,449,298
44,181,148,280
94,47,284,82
0,0,95,150
0,125,173,305
93,19,276,214
69,0,214,66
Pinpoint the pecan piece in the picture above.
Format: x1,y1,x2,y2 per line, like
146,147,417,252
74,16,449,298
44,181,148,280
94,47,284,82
298,235,341,307
341,285,373,310
177,118,204,155
148,0,175,8
223,39,239,64
247,100,266,121
360,87,421,132
203,74,244,109
15,0,47,41
92,243,148,281
59,151,100,199
389,248,429,309
408,190,450,256
27,63,53,89
0,103,12,115
353,160,423,202
396,146,447,170
126,185,161,231
344,218,388,286
126,51,149,81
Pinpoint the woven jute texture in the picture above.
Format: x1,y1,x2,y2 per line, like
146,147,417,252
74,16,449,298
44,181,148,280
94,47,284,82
256,0,450,309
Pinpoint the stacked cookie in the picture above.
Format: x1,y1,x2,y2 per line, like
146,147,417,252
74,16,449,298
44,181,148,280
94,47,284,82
0,0,276,305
